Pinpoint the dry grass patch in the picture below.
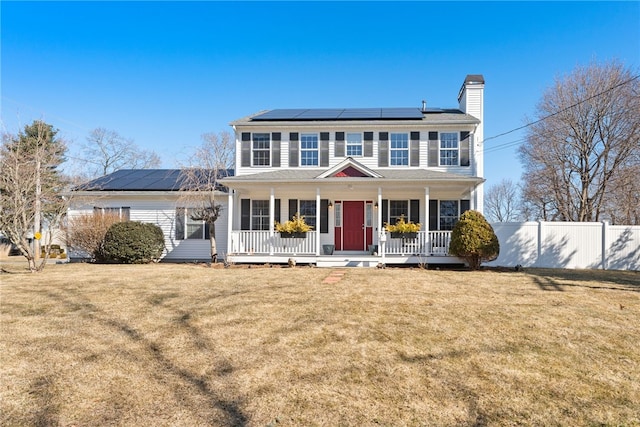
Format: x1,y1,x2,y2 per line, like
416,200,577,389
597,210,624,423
1,263,639,426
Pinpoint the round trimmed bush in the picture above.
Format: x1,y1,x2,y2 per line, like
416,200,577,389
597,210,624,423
102,221,165,264
449,210,499,270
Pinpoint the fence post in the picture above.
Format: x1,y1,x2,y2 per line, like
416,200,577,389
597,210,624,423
602,220,609,270
537,221,543,267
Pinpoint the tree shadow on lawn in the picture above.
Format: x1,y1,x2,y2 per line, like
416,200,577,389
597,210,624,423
43,289,248,426
525,268,640,293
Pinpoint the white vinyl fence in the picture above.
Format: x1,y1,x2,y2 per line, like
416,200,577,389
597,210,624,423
487,221,640,271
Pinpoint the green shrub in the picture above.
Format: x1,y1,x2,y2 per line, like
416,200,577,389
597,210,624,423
449,210,499,270
102,221,165,264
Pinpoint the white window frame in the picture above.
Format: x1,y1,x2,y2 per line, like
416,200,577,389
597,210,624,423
388,200,409,225
300,133,319,166
176,208,208,240
252,133,271,167
251,200,270,231
365,202,373,227
94,206,130,220
346,133,363,157
298,200,317,229
439,132,459,166
438,200,459,231
390,133,409,166
335,202,342,227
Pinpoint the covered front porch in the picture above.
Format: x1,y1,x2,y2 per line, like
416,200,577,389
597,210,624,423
220,158,483,267
227,229,456,267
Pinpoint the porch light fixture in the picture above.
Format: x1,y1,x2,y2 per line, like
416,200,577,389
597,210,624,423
328,201,333,209
374,202,378,209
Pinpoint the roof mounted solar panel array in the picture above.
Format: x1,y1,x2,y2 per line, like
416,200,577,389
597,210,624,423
251,108,425,121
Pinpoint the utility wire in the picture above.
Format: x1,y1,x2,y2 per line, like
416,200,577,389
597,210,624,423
483,73,640,145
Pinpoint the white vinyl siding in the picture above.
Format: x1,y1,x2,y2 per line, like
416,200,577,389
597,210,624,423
70,196,227,261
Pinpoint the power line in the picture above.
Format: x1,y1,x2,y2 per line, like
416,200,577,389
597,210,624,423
483,73,640,145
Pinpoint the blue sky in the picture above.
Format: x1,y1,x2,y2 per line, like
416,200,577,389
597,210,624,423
2,1,639,186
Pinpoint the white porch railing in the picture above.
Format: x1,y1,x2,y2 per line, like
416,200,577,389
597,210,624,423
231,231,317,255
384,231,451,255
230,230,451,256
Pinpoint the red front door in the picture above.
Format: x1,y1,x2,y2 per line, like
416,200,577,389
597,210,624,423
343,201,365,250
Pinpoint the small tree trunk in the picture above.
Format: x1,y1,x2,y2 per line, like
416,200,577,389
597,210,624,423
209,222,218,264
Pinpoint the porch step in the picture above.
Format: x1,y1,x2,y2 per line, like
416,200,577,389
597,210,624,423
316,257,381,268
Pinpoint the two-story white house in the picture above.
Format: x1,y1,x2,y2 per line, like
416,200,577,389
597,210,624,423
67,74,484,266
221,74,485,266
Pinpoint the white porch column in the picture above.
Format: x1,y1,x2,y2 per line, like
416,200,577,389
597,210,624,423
377,187,383,241
470,186,477,211
424,186,430,230
316,188,321,256
378,187,383,258
269,188,275,255
227,190,234,256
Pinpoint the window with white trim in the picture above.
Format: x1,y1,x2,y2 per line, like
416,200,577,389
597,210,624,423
440,133,459,166
298,200,317,229
251,200,270,230
346,133,363,157
175,208,209,240
94,206,130,220
252,133,270,166
439,200,459,230
390,133,409,166
365,203,373,227
389,200,409,225
300,133,319,166
335,202,342,227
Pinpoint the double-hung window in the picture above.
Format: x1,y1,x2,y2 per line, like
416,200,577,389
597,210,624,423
252,133,270,166
439,200,459,230
298,200,317,229
440,133,459,166
390,133,409,166
94,206,130,220
346,133,363,157
251,200,270,230
389,200,409,225
176,208,209,239
300,133,319,166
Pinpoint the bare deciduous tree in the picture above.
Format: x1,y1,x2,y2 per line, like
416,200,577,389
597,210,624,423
178,131,234,264
519,60,640,223
78,128,161,178
0,121,69,272
485,178,522,222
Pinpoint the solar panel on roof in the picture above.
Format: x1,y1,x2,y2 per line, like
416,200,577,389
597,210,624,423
252,107,425,121
296,109,343,119
339,109,381,119
380,108,423,119
252,109,307,120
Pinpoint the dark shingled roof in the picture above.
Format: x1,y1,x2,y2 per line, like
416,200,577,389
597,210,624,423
74,169,233,191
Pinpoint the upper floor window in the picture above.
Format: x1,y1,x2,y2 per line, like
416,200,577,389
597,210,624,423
300,134,319,166
346,133,363,157
253,133,270,166
440,133,459,166
390,133,409,166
